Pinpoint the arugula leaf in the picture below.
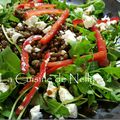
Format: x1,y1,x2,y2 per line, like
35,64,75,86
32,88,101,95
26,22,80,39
0,47,20,76
69,40,92,57
93,0,105,15
45,98,70,118
0,80,16,103
31,94,70,118
74,55,92,66
0,0,11,7
101,67,120,78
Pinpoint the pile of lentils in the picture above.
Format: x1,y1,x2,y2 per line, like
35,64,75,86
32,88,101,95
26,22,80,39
2,11,80,75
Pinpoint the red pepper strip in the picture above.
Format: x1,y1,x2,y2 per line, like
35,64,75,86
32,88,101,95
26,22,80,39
16,3,34,9
28,0,43,2
19,82,33,94
36,4,56,9
25,9,63,19
40,9,69,44
47,51,108,74
92,26,107,52
19,72,40,94
72,19,84,26
16,3,56,10
48,59,73,67
16,52,50,115
91,26,109,66
21,35,42,74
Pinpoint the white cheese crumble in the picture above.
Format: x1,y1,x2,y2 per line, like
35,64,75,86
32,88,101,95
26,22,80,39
24,15,39,27
30,105,43,120
59,86,78,118
66,104,78,118
93,73,105,87
61,30,76,44
35,21,47,30
24,44,33,53
60,50,66,55
96,23,108,31
82,14,96,28
6,28,16,35
43,26,52,34
74,8,83,13
101,16,110,21
0,83,9,93
85,5,95,15
34,48,41,52
44,81,57,99
60,30,64,35
116,61,120,67
59,86,74,102
76,36,83,42
12,32,23,43
17,23,23,28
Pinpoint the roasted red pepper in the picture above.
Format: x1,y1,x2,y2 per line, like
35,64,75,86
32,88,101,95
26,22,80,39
28,0,43,3
25,9,63,19
40,9,69,44
16,3,56,10
48,59,73,67
92,26,109,66
21,35,42,74
72,19,84,26
16,52,50,115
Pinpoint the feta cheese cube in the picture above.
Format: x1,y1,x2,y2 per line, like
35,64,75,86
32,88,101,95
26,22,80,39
61,30,76,44
24,44,33,53
60,30,64,35
82,14,96,28
74,8,83,13
43,26,52,34
85,5,95,15
44,81,57,98
34,48,41,52
35,21,47,30
93,73,105,87
66,104,78,118
0,83,9,93
6,28,16,35
12,32,23,43
30,105,43,120
59,86,74,102
24,15,39,27
17,23,23,28
101,16,110,21
76,36,83,42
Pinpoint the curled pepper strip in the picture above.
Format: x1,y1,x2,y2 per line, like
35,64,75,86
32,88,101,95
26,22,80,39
24,9,63,19
21,35,42,74
16,52,50,115
40,9,69,44
91,26,109,67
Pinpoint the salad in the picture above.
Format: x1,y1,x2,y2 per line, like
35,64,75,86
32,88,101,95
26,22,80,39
0,0,120,119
